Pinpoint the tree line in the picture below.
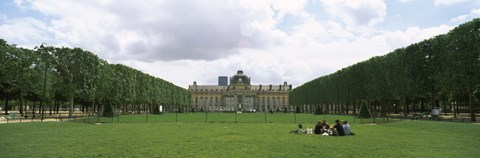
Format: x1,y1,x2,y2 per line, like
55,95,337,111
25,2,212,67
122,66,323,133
0,40,190,118
289,18,480,122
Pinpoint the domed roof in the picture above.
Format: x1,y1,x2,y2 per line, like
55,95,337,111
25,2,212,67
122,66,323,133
230,70,251,85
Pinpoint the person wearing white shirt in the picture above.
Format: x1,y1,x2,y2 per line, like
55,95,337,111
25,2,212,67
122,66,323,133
342,120,351,135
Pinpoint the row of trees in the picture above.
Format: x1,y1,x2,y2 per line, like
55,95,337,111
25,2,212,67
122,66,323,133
289,19,480,121
0,39,190,117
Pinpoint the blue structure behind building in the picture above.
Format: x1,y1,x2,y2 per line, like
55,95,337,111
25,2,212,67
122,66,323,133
218,76,228,86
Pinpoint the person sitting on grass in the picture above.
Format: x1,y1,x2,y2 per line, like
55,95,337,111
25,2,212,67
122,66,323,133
333,120,345,136
322,127,333,136
314,121,323,134
320,119,329,133
342,120,351,136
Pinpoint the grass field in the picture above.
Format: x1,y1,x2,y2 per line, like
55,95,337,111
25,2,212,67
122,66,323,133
1,114,479,157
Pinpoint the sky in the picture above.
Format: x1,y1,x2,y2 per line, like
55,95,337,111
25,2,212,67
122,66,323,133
1,0,479,88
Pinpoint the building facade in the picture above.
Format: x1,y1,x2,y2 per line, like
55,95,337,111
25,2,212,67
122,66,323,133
188,70,292,112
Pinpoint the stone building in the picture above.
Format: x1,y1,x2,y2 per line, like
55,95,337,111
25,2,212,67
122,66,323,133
188,70,292,112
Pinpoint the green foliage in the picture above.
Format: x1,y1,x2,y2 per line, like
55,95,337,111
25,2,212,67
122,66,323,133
358,101,371,119
0,39,191,116
289,18,480,121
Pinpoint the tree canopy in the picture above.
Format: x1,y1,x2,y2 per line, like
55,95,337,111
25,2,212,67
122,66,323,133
0,41,190,116
289,18,480,121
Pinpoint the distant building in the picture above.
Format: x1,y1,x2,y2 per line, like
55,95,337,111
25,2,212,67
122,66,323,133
188,70,292,112
218,76,228,86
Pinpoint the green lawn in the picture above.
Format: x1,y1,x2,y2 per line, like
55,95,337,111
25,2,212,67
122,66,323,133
1,116,479,157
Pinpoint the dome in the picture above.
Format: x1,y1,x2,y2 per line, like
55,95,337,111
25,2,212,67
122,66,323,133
230,70,251,85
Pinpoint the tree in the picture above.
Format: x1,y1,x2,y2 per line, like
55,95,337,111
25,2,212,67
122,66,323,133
289,19,480,120
358,101,371,119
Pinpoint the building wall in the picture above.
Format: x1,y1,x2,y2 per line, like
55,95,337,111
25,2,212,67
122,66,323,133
188,71,291,112
189,87,290,112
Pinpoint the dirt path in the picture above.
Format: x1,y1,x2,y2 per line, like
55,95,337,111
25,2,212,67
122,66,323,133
0,118,68,124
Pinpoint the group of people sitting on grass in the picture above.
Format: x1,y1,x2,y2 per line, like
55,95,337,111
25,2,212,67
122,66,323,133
290,119,354,136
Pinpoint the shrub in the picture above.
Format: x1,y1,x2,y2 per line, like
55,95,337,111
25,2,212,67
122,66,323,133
358,101,371,119
103,100,114,117
314,105,322,115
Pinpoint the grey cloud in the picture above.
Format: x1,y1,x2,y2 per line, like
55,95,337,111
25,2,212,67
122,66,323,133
100,34,120,54
103,0,268,61
126,40,147,55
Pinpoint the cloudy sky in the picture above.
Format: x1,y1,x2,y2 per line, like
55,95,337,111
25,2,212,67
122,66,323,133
1,0,479,88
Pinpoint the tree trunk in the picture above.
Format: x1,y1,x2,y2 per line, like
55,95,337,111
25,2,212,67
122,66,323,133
56,100,60,114
49,99,53,115
153,105,160,114
93,98,97,114
469,93,476,122
4,94,8,115
456,101,460,115
144,104,147,114
420,99,425,112
353,101,357,115
32,100,36,116
347,102,351,115
380,101,386,117
402,97,408,116
103,100,114,117
96,100,101,114
19,91,24,116
68,96,74,117
41,99,46,119
122,103,127,114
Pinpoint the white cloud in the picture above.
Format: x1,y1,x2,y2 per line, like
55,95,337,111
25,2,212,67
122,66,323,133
0,16,51,47
21,0,282,61
131,22,453,88
450,8,480,22
13,0,26,8
434,0,470,6
272,0,309,19
321,0,387,27
0,0,460,88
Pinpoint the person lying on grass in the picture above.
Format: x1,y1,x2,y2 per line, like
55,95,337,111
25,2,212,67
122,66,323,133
289,123,306,134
